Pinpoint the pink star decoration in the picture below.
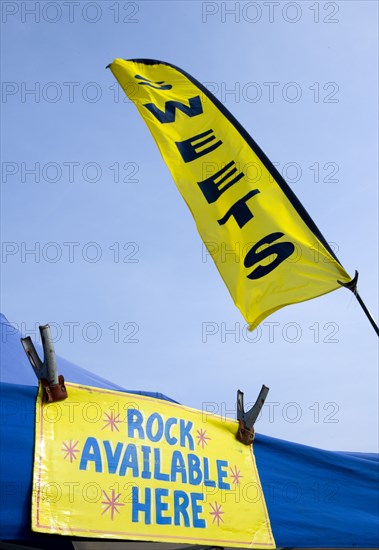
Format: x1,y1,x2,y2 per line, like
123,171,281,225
101,489,125,520
230,465,243,484
61,440,80,463
196,428,211,448
102,410,122,432
209,501,224,526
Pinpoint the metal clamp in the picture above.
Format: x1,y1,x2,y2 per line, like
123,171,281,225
21,324,67,403
237,385,269,445
337,269,359,293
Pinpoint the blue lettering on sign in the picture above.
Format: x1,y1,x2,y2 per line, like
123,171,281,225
78,438,232,491
153,448,170,482
165,417,178,445
132,487,205,528
203,457,216,487
191,492,206,528
141,445,152,479
216,459,231,490
126,410,194,450
146,412,164,443
155,488,171,525
127,409,145,439
170,450,187,483
78,411,234,532
132,486,151,524
188,453,202,486
103,440,123,474
119,443,139,477
79,437,102,472
180,419,194,450
174,490,190,527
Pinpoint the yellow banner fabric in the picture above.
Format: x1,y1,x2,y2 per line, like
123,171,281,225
109,58,351,328
32,382,275,548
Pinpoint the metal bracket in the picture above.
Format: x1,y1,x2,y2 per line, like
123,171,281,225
337,269,359,293
21,324,67,403
237,385,269,445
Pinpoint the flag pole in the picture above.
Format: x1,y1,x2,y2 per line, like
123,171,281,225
354,291,379,337
338,271,379,337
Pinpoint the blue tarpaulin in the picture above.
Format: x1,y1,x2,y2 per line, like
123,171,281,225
1,313,378,547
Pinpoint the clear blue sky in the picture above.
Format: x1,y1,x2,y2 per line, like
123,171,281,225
1,0,378,451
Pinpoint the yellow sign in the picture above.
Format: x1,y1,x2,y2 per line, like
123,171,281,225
109,58,351,328
32,382,275,548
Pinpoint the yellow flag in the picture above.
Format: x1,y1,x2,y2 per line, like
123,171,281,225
32,382,275,548
109,58,351,328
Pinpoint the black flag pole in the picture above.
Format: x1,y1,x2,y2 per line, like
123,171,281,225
338,271,379,337
355,291,379,337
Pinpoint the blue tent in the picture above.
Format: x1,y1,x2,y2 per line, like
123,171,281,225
1,313,378,548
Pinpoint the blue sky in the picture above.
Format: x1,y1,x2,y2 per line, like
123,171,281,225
1,0,378,451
